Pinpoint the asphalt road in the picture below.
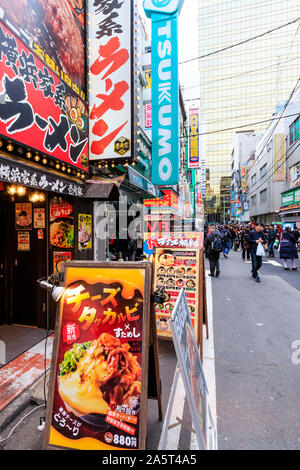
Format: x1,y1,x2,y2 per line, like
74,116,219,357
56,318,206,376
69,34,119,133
212,248,300,450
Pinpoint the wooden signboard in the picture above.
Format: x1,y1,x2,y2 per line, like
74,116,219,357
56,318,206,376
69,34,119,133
43,260,158,450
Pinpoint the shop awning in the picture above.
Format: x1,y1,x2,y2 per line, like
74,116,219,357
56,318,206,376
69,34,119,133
0,153,83,197
83,174,125,199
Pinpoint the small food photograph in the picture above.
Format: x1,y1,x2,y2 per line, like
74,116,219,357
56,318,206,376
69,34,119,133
157,277,165,287
165,303,174,313
189,305,195,314
186,279,196,290
176,267,185,276
156,317,169,332
176,279,185,288
50,220,74,248
166,278,175,289
158,250,175,266
167,267,175,275
157,266,166,275
58,332,141,418
187,267,196,276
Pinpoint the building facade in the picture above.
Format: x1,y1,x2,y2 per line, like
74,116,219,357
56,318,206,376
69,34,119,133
197,0,300,222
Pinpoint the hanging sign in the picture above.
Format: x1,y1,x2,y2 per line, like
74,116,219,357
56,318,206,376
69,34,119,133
188,108,200,169
34,208,45,229
88,0,133,161
43,261,152,450
144,0,185,186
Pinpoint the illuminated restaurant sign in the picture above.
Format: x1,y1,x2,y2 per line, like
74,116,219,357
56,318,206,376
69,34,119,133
44,261,152,450
0,18,88,172
88,0,133,161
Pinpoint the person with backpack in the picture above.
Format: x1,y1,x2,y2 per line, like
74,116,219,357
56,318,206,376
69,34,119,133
222,224,232,258
279,226,298,270
205,224,223,277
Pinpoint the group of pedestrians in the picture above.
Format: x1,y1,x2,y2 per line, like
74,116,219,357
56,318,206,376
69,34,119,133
204,222,300,282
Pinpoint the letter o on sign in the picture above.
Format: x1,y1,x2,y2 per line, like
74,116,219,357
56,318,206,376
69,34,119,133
159,157,172,181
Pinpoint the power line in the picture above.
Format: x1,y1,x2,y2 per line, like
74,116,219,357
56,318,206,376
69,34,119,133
180,113,300,139
179,17,300,65
182,56,300,91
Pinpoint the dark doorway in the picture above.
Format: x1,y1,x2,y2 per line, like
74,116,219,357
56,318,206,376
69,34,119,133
0,187,47,327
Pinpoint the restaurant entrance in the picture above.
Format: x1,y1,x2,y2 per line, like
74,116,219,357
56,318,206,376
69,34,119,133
0,187,47,328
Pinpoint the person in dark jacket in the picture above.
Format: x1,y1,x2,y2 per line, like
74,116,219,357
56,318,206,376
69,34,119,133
241,226,251,260
279,226,298,270
205,225,223,277
246,223,267,282
222,225,232,258
267,224,278,258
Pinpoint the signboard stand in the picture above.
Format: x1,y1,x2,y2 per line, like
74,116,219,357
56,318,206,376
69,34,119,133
159,289,216,450
43,261,162,451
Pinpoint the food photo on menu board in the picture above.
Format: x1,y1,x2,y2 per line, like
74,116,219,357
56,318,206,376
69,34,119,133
154,248,200,339
15,203,32,230
49,197,74,249
78,214,92,251
46,265,147,450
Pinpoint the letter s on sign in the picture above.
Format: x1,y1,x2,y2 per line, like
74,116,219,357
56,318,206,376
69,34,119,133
291,340,300,365
159,157,172,181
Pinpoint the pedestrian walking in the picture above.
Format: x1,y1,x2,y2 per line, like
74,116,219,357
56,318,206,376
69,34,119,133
222,224,232,258
241,226,251,260
279,226,298,270
267,224,277,258
246,223,267,282
205,224,223,277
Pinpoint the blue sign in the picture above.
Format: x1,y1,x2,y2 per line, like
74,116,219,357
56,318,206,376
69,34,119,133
151,13,179,185
143,0,184,17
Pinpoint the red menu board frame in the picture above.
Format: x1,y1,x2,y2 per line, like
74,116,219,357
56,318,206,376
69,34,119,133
43,261,152,450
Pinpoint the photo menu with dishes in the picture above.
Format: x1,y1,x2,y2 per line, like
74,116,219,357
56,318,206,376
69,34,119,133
154,248,200,340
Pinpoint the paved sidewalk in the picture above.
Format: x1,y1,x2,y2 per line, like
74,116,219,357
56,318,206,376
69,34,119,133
211,251,300,450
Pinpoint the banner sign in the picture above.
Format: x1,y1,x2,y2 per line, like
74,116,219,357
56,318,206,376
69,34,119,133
273,134,285,182
169,288,208,449
280,187,300,210
88,0,133,161
0,0,86,98
44,261,152,450
0,20,88,172
188,109,200,169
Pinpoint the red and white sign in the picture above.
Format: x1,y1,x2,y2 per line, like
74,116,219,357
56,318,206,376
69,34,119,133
145,103,152,129
88,0,132,161
0,20,88,172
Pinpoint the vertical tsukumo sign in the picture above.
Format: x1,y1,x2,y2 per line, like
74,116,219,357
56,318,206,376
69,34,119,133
188,109,200,169
144,0,184,186
88,0,133,161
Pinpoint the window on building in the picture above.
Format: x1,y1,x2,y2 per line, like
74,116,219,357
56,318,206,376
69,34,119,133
289,116,300,145
260,189,267,202
251,173,256,185
251,194,257,206
260,163,267,178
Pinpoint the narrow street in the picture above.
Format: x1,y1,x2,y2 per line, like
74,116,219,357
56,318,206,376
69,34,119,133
212,250,300,450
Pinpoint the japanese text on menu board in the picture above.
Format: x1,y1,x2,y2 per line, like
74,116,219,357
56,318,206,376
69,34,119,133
48,265,146,450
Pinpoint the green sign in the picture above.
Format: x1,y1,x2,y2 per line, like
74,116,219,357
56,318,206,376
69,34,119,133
281,187,300,208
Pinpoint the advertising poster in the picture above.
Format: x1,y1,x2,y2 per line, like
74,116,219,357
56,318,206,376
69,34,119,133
0,18,88,172
44,262,151,450
15,203,32,230
88,0,132,161
49,197,74,248
153,246,201,340
188,108,200,169
78,213,92,251
169,288,208,450
17,231,30,251
0,0,86,96
273,134,285,182
34,208,45,229
53,251,72,275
